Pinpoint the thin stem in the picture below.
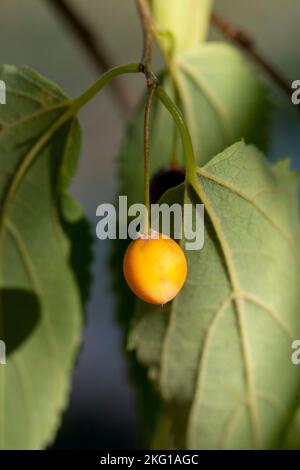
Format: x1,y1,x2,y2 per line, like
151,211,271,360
143,85,156,233
136,0,153,65
212,10,294,100
169,84,181,168
73,63,140,111
45,0,132,115
153,29,182,169
136,0,158,85
136,0,160,234
73,64,196,189
170,125,179,169
155,87,197,181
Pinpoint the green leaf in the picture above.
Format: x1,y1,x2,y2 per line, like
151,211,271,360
174,43,270,164
282,409,300,449
119,43,270,207
152,0,213,56
0,65,90,449
128,142,300,449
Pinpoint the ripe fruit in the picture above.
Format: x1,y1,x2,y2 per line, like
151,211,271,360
123,231,187,305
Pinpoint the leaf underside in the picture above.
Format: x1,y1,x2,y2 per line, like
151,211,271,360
129,142,300,449
0,65,91,449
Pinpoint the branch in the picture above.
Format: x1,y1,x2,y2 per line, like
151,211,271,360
45,0,133,116
136,0,153,65
212,11,294,101
135,0,158,85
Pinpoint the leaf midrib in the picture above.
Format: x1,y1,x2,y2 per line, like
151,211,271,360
178,59,234,145
157,166,297,448
187,165,298,447
157,182,261,447
0,102,70,137
0,105,74,240
3,221,59,449
189,179,260,448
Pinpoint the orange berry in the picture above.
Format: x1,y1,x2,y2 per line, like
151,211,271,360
123,232,187,305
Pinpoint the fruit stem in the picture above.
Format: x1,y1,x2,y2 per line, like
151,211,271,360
143,85,157,233
136,0,159,234
155,86,197,182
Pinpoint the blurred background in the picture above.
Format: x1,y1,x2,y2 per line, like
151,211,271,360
0,0,299,449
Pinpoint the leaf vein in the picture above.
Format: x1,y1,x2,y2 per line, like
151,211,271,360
197,168,300,267
191,179,261,448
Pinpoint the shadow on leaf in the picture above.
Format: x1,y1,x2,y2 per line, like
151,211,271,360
61,215,94,309
0,288,40,355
